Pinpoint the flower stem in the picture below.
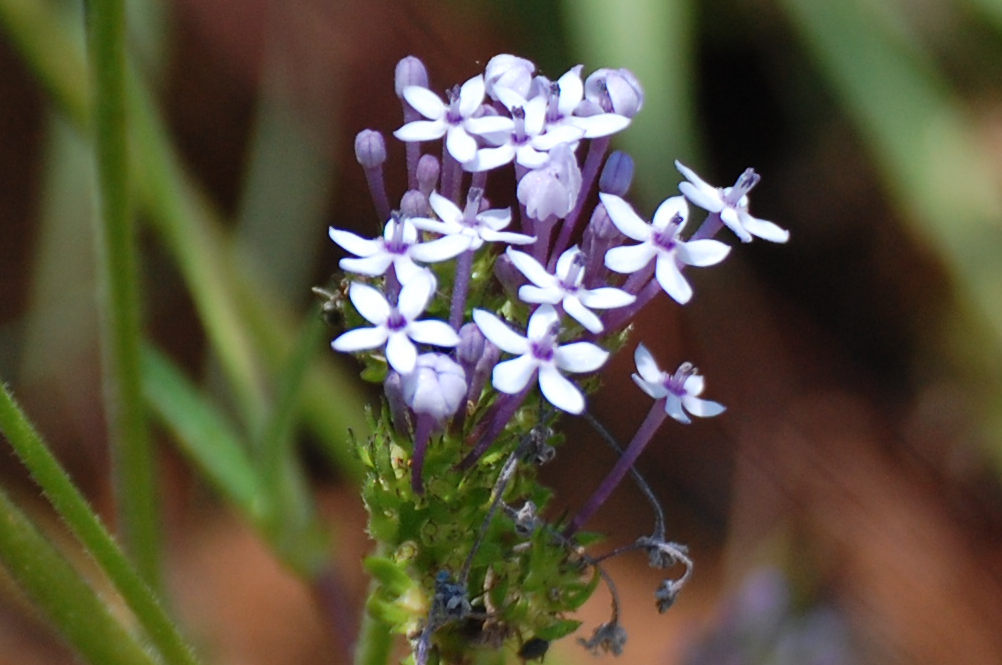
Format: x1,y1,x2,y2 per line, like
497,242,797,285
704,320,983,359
87,0,159,587
450,249,475,329
566,399,668,536
0,385,202,665
354,582,394,665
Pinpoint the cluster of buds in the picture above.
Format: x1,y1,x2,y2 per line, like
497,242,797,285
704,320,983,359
321,53,788,663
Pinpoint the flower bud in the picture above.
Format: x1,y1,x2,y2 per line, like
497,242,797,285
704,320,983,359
354,130,387,169
492,252,526,299
456,322,485,371
598,150,633,196
517,144,582,220
399,189,429,218
585,68,644,117
394,56,429,98
484,53,536,100
416,153,441,197
402,353,466,424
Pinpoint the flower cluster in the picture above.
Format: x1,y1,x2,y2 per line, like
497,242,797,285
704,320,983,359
322,53,787,663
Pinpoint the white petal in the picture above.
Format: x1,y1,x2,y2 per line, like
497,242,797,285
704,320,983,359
446,126,478,163
538,364,584,414
677,239,730,267
409,234,469,263
506,248,554,288
578,287,635,310
492,354,537,394
562,297,603,333
340,254,393,277
396,272,434,319
574,113,630,138
407,319,460,347
740,212,790,243
428,191,463,225
518,285,562,305
331,326,388,353
720,207,752,243
526,304,560,341
553,246,582,281
348,282,390,324
482,229,535,245
521,96,548,135
664,394,691,424
467,145,515,172
556,66,584,115
675,161,724,212
684,373,705,396
385,333,418,374
402,86,445,119
651,196,689,233
605,243,656,273
494,85,527,113
514,145,550,170
476,208,512,231
655,256,693,304
409,217,454,235
633,344,663,385
682,396,725,419
465,115,515,137
555,341,608,373
389,256,426,282
598,194,652,241
329,228,380,257
472,309,528,355
531,124,584,150
457,75,486,116
393,119,446,142
632,373,666,400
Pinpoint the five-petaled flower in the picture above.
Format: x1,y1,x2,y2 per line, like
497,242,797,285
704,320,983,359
506,246,634,333
331,271,459,374
601,193,731,304
472,305,608,414
631,343,725,424
329,214,469,282
675,160,789,244
393,75,511,165
411,190,534,252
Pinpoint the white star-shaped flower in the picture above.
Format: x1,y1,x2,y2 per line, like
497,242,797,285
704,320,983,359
467,88,583,172
506,246,635,333
601,193,731,304
472,305,608,414
631,344,725,424
393,75,511,164
331,271,459,374
675,160,789,243
329,215,468,281
410,191,534,251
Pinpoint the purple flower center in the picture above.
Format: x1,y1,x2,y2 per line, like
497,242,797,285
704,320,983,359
385,218,409,254
545,81,564,123
665,362,697,396
445,85,463,125
531,340,554,362
387,310,407,332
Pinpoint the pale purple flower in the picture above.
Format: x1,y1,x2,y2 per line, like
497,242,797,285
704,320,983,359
675,160,789,243
631,344,725,424
506,246,635,333
402,353,467,423
516,143,582,220
329,215,468,281
393,75,511,164
331,271,458,374
601,193,731,304
472,305,608,414
411,190,534,251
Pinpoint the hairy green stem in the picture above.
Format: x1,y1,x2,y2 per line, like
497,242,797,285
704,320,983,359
0,385,203,665
86,0,159,587
0,488,160,665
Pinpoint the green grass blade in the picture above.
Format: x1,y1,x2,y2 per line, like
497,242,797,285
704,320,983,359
0,384,202,665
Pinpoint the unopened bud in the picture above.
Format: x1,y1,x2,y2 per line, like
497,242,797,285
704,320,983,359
599,150,633,196
395,56,429,98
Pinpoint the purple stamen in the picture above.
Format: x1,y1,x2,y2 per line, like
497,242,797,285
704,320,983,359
546,81,562,123
386,310,407,331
